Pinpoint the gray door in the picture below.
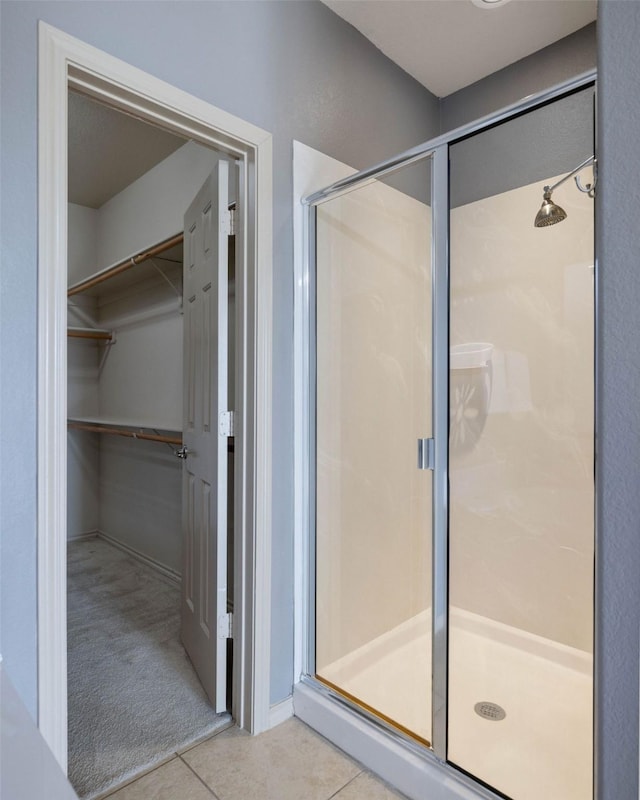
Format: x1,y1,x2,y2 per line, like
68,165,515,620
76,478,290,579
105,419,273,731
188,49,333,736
181,162,230,711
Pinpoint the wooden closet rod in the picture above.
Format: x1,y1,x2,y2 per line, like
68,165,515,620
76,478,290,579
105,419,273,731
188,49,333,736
67,329,113,341
68,232,184,297
68,421,182,446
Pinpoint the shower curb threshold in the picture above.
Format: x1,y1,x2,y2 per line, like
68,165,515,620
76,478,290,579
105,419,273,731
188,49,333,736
293,680,501,800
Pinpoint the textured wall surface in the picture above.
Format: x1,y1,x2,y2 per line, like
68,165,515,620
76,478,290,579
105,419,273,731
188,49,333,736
596,2,640,798
449,86,594,208
67,204,101,540
0,0,439,715
95,142,220,270
441,22,597,132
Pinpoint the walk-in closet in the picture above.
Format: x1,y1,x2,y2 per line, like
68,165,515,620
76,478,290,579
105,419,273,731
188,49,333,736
66,90,236,798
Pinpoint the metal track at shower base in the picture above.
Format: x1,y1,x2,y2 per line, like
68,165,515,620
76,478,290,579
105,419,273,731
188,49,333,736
314,673,432,749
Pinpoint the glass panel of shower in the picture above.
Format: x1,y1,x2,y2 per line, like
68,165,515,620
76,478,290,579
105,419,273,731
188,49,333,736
314,156,434,744
447,86,595,800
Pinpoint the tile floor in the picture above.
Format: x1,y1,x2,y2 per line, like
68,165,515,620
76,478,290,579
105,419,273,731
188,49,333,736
98,717,407,800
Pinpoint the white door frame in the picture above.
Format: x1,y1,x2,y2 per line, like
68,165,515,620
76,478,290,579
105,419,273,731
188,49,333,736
38,21,273,770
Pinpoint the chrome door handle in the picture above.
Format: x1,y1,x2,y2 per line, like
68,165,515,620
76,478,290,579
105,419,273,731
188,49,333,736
417,438,434,470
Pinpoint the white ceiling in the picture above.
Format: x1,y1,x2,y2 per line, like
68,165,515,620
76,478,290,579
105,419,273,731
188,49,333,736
322,0,596,97
68,92,186,208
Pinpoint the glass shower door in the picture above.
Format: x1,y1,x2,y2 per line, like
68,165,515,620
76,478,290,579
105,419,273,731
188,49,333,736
313,156,434,744
448,87,595,800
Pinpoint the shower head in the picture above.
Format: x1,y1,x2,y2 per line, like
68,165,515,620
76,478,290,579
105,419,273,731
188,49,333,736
533,155,596,228
534,191,567,227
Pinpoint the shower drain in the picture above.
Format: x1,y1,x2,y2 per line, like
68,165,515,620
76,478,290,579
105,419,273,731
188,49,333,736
474,701,506,721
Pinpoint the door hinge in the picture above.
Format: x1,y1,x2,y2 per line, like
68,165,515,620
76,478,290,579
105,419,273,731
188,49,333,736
417,438,435,470
218,612,233,639
219,410,235,437
221,209,232,236
221,207,236,236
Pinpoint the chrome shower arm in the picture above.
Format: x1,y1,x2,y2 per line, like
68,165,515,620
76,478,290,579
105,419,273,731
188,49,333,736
544,155,597,195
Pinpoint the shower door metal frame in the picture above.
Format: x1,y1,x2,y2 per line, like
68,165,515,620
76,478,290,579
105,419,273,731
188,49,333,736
303,145,446,755
297,66,597,799
303,142,448,754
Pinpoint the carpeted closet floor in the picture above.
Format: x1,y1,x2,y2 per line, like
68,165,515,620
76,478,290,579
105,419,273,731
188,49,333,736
67,537,231,799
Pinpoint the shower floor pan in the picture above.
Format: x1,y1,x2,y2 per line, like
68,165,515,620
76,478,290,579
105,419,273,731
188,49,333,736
319,608,592,800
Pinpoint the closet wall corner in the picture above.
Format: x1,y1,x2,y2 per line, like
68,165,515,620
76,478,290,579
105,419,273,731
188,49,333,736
66,138,222,574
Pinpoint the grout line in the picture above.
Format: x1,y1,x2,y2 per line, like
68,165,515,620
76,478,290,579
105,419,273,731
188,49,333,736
176,717,235,755
326,769,364,800
361,768,411,800
178,755,221,799
92,755,179,799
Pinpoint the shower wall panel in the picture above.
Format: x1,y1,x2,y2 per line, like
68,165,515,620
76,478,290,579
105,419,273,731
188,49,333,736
449,174,594,651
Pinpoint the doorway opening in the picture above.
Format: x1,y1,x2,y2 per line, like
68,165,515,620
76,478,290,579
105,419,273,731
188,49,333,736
38,22,273,780
66,90,240,796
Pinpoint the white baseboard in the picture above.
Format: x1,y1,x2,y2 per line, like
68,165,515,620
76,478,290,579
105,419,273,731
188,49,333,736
96,530,181,586
71,530,235,608
269,696,294,729
68,530,99,542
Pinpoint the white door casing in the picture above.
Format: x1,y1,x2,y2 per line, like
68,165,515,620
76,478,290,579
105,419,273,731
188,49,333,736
38,22,273,769
182,164,230,711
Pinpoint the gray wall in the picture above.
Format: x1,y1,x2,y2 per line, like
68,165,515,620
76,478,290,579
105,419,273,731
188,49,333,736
0,0,439,715
441,22,597,132
596,3,640,798
449,86,594,208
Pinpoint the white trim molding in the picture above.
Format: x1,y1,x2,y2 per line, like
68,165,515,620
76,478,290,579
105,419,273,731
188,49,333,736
269,696,294,729
38,23,70,771
94,531,182,587
38,22,273,769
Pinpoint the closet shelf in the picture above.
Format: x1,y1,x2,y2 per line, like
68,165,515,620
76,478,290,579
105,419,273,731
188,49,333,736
67,417,182,446
68,327,113,342
67,232,184,298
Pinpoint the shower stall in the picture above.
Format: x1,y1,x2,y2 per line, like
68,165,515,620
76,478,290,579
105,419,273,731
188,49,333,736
295,73,596,800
